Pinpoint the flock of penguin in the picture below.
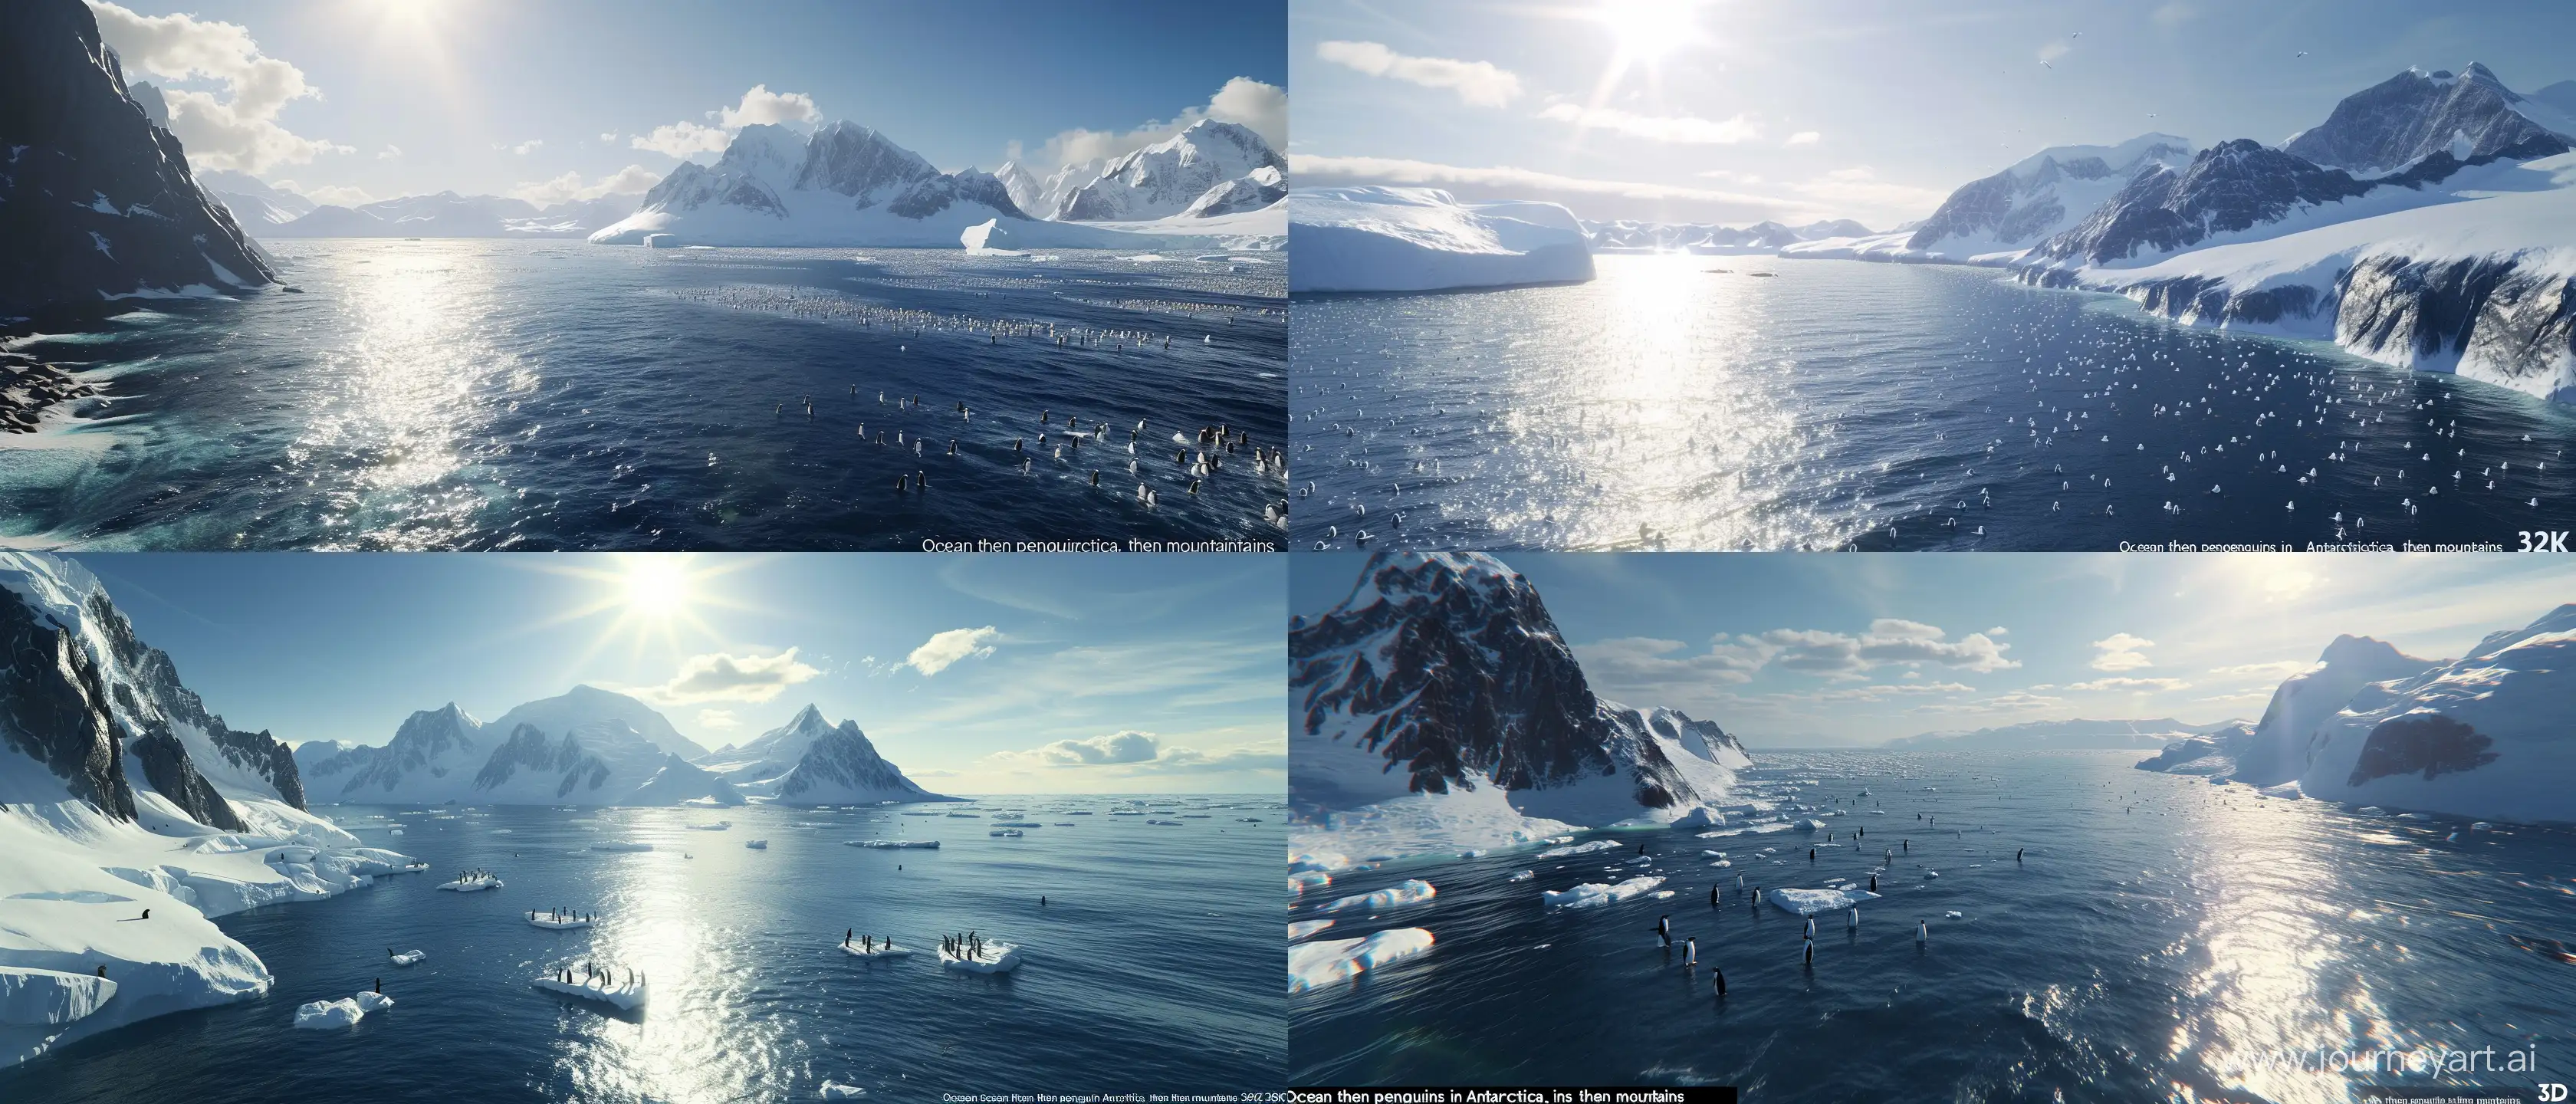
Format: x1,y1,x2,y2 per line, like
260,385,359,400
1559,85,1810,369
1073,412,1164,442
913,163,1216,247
679,280,1293,529
1293,291,2574,550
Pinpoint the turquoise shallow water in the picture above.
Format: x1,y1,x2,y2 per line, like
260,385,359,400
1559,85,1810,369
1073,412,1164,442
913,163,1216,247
0,796,1287,1103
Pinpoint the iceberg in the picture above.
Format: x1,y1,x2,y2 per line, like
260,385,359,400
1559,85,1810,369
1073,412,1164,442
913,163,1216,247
291,997,366,1030
1543,876,1666,909
821,1082,867,1099
845,840,939,849
1289,919,1336,941
0,969,117,1028
841,941,912,958
1536,840,1625,859
1768,887,1883,916
527,911,596,930
388,950,425,966
1286,928,1434,994
938,941,1024,974
436,873,503,891
534,972,647,1011
353,990,393,1012
1320,879,1436,913
1289,187,1593,294
744,840,769,849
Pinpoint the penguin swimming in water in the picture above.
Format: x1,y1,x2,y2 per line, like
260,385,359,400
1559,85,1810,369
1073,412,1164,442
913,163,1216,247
1684,937,1697,967
1918,920,1929,944
1656,915,1672,947
2017,848,2025,863
1848,908,1859,931
1803,941,1814,967
1804,916,1815,940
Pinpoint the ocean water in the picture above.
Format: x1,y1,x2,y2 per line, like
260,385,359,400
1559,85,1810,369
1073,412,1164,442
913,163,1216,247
0,242,1286,550
0,796,1286,1103
1289,751,2576,1102
1290,255,2576,550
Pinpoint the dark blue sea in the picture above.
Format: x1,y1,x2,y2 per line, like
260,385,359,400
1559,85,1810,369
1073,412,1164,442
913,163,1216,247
0,796,1286,1102
1289,751,2576,1102
1290,256,2576,551
0,242,1286,550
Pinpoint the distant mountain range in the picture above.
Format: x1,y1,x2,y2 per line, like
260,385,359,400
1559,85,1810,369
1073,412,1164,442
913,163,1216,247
1584,216,1874,255
1784,61,2576,403
1886,717,2249,751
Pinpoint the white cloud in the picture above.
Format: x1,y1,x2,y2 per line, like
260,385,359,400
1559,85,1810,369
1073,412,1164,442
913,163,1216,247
984,730,1284,774
696,708,739,731
903,626,999,677
1315,40,1521,107
1787,166,1953,218
1762,622,2018,677
376,145,401,160
2039,41,2072,64
508,164,663,205
1786,130,1822,146
2209,660,2310,679
598,131,618,143
2090,632,2157,672
1579,636,1771,686
631,85,820,160
718,84,820,128
632,120,731,159
1539,104,1759,144
636,649,820,705
269,179,374,207
86,1,350,173
511,139,544,156
1014,77,1286,176
2065,676,2191,692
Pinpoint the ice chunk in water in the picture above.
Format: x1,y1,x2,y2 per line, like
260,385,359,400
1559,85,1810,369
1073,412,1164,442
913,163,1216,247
1321,879,1434,912
292,997,366,1029
1286,928,1434,993
353,991,394,1011
1290,919,1336,941
1543,876,1665,909
1766,887,1882,916
821,1082,867,1099
1537,840,1622,859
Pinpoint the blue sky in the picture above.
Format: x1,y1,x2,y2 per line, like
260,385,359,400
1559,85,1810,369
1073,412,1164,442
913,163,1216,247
89,0,1285,208
1290,0,2576,227
1292,552,2576,747
80,553,1285,794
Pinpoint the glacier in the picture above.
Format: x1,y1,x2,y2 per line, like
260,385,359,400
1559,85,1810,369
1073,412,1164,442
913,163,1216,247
1287,187,1594,294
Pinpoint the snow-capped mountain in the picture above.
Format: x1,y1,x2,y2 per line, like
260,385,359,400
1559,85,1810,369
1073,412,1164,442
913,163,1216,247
1586,217,1875,254
1056,120,1286,222
2139,607,2576,823
1290,551,1750,859
0,0,275,315
0,552,411,1067
768,714,954,807
2285,64,2576,176
590,120,1147,248
296,685,728,806
259,190,638,238
1886,716,2243,751
994,156,1106,222
1787,134,2196,264
697,704,836,794
196,169,316,227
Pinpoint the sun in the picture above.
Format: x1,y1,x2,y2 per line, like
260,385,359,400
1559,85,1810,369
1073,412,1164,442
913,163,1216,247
620,554,694,619
1598,0,1700,61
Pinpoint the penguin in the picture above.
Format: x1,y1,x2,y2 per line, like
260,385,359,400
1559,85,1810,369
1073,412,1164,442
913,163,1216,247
1714,968,1726,997
1918,920,1929,944
1656,915,1672,947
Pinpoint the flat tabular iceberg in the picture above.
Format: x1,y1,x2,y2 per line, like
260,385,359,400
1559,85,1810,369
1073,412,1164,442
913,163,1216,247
437,873,502,891
1767,887,1884,916
1286,928,1434,994
1543,876,1666,909
534,974,647,1010
939,941,1023,974
1320,879,1435,913
1288,187,1594,294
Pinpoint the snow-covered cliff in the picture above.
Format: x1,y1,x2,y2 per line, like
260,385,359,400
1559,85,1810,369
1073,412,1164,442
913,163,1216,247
1288,187,1594,294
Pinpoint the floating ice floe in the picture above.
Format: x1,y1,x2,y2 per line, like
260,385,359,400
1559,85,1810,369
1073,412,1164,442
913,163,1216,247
989,830,1023,837
687,822,731,831
389,950,426,966
292,997,366,1029
590,843,653,853
1536,840,1623,859
1145,819,1181,826
1766,888,1883,916
1321,879,1435,913
1286,928,1434,993
845,840,939,849
528,912,596,930
745,840,769,849
1290,870,1331,895
1544,876,1665,909
842,941,912,958
1506,870,1534,882
1944,911,1965,919
535,973,647,1010
939,941,1023,974
437,873,502,892
820,1082,867,1099
1289,919,1336,941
